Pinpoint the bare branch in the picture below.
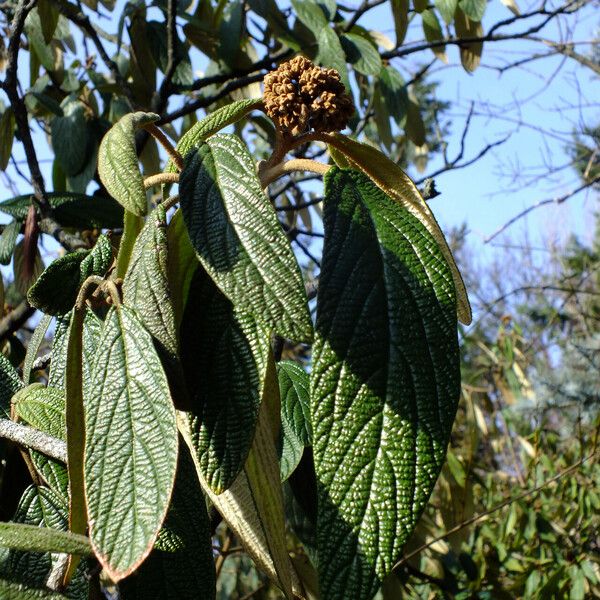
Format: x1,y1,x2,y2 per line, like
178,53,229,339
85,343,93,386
0,419,67,463
0,300,35,342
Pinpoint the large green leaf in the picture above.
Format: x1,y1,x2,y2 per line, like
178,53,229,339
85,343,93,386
98,112,159,216
316,26,352,96
311,168,460,599
422,9,447,62
84,305,178,581
0,193,124,229
180,268,271,493
340,32,382,76
379,65,408,127
391,0,409,45
0,353,23,419
0,579,70,599
459,0,486,22
51,97,89,177
0,108,15,171
119,442,216,600
436,0,458,24
179,134,312,342
123,206,187,408
0,523,91,556
291,0,328,31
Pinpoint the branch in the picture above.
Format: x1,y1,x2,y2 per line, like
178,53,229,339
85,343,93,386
0,300,35,342
152,0,181,113
343,0,387,32
259,159,330,188
485,175,600,242
0,419,68,463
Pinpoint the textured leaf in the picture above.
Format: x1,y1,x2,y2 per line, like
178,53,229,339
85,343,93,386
379,66,408,127
0,353,23,419
98,112,159,216
47,315,71,390
422,9,447,63
0,220,20,265
27,252,89,316
123,206,187,409
436,0,458,24
169,99,261,173
311,168,460,599
279,418,304,482
179,134,312,341
0,193,124,229
0,523,91,557
277,361,312,446
459,0,486,22
180,268,271,492
23,314,52,384
180,391,301,600
0,579,70,599
340,33,382,76
291,0,328,31
326,133,472,324
51,97,89,177
78,234,113,284
84,305,178,580
391,0,409,45
0,107,15,171
119,442,216,600
454,8,483,73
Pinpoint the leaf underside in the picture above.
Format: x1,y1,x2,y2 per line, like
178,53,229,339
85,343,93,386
311,168,460,600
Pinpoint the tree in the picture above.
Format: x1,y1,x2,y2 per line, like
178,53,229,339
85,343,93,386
0,0,597,598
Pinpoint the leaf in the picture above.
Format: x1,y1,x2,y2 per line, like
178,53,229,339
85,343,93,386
0,579,70,599
391,0,409,45
459,0,486,22
277,361,311,446
406,94,426,146
37,0,59,43
454,8,483,73
123,206,188,410
316,26,352,96
179,392,302,600
179,268,271,492
436,0,458,24
119,442,216,600
311,168,460,599
422,9,448,63
169,99,261,173
0,523,91,557
0,353,23,419
325,133,472,324
22,314,52,384
340,33,382,76
27,251,89,316
51,97,89,177
47,315,71,390
145,21,193,86
291,0,328,31
379,66,408,127
84,305,178,581
13,241,44,297
0,107,15,171
0,193,124,229
499,0,520,15
98,111,159,216
0,220,20,265
179,134,312,341
279,418,304,482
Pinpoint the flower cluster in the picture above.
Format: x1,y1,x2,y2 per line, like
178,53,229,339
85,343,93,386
263,56,354,135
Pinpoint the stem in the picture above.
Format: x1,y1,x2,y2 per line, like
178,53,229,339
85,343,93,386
0,419,67,463
115,211,144,279
143,172,180,189
144,124,184,171
259,159,330,188
162,194,180,211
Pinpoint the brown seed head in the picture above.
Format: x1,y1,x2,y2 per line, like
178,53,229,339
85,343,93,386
263,56,354,135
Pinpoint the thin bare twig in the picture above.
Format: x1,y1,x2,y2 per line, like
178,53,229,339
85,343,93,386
0,419,68,463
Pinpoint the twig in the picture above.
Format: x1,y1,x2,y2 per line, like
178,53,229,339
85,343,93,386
0,419,68,463
31,352,52,372
260,159,330,188
143,172,180,189
0,300,35,342
144,124,184,170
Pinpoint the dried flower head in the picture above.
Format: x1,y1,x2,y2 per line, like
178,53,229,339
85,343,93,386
263,56,354,135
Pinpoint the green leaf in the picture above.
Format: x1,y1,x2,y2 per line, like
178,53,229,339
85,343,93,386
406,94,426,146
37,0,59,43
169,99,261,173
0,353,23,419
51,97,89,177
291,0,328,31
316,26,352,96
326,134,472,324
379,66,408,127
0,220,20,266
459,0,486,22
23,314,52,384
27,252,89,316
180,268,271,492
98,112,159,216
145,21,193,86
47,315,70,390
123,206,187,409
179,134,312,342
12,385,65,438
391,0,409,45
84,305,178,581
0,579,70,599
0,523,91,557
78,234,113,283
0,193,124,229
422,9,447,62
340,33,382,76
311,168,460,599
277,361,311,446
119,442,216,600
454,8,483,72
279,418,304,482
0,107,15,171
435,0,458,24
25,9,56,72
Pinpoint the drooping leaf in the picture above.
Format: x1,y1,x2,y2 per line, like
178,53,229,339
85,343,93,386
123,206,188,410
391,0,409,45
459,0,486,23
436,0,459,24
340,33,382,76
277,361,312,446
422,9,448,63
22,314,52,384
180,268,271,492
0,353,23,418
325,133,472,324
37,0,59,43
98,112,159,216
13,241,44,297
291,0,328,32
119,442,216,600
0,220,20,265
0,579,70,599
51,97,89,176
179,134,312,342
316,26,352,97
0,523,91,557
454,8,483,73
0,193,124,229
311,168,460,599
0,107,15,171
379,66,408,127
84,305,178,581
406,94,426,146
